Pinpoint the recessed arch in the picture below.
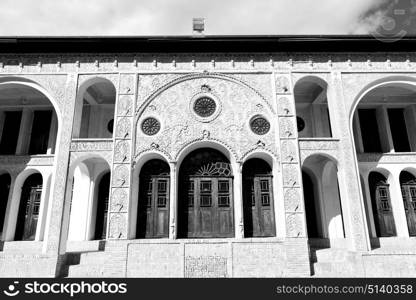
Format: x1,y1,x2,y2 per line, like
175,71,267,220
399,169,416,236
294,75,332,138
302,154,345,240
136,73,275,121
242,157,276,237
72,77,116,139
0,80,60,155
66,155,111,241
177,147,234,238
368,170,397,237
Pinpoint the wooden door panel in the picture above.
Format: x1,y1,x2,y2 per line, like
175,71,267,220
375,185,396,237
218,210,232,235
200,209,213,236
402,185,416,236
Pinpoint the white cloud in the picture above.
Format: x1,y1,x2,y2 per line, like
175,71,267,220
0,0,385,35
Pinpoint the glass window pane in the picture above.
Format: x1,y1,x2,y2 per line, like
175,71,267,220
200,195,212,207
218,196,230,207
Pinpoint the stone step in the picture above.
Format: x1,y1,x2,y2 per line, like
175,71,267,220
314,248,353,262
1,241,43,253
313,262,358,277
67,264,107,278
78,252,109,265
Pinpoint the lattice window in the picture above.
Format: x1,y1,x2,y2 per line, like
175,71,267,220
218,180,230,207
193,97,216,117
250,116,270,135
195,162,232,177
157,180,167,207
141,117,161,135
187,181,194,207
200,181,212,207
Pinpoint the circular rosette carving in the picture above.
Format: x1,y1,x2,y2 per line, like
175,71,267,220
141,117,161,136
110,188,128,212
112,165,129,187
250,116,271,135
108,213,127,239
114,140,130,163
193,97,216,117
115,117,131,138
117,95,132,116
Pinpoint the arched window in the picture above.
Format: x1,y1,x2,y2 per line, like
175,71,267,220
368,172,396,237
178,148,234,238
242,158,275,237
15,173,42,241
400,171,416,236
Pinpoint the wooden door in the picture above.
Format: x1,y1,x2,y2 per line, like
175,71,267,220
21,185,42,241
243,176,275,237
184,177,234,238
374,184,396,237
401,184,416,236
137,176,170,238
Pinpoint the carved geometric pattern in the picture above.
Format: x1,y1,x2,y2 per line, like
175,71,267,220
275,76,290,94
108,213,127,239
282,164,300,187
284,188,302,212
115,117,131,138
114,140,130,163
286,213,305,237
250,116,270,135
279,117,295,138
193,97,216,117
110,188,128,212
117,95,133,116
195,162,232,176
281,140,298,163
141,117,161,136
112,165,129,187
277,97,293,115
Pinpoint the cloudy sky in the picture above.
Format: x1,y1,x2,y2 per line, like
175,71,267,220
0,0,413,36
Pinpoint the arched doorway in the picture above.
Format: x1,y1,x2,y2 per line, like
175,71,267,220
137,159,170,238
94,172,110,240
0,173,11,237
368,171,396,237
67,157,110,241
242,158,275,237
178,148,234,238
15,173,42,241
399,171,416,236
302,170,320,238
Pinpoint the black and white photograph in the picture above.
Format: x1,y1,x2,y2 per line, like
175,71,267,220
0,0,415,298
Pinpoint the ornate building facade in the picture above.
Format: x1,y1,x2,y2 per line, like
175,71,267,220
0,36,415,277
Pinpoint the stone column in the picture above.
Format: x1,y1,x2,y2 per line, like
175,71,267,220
35,172,51,241
352,113,364,153
16,108,33,155
1,173,16,241
169,162,178,239
376,107,394,153
43,74,78,255
107,74,136,240
389,170,410,237
232,162,244,239
0,111,5,143
47,112,58,154
327,71,371,251
276,74,307,239
404,105,416,152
